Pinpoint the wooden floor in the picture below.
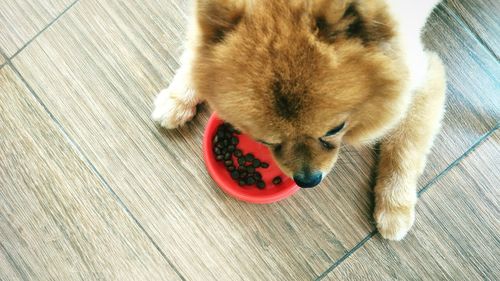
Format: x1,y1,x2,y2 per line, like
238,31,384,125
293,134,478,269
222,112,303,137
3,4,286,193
0,1,498,280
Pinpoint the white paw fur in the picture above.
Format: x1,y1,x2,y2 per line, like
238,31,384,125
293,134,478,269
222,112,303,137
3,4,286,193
151,87,198,129
375,204,416,241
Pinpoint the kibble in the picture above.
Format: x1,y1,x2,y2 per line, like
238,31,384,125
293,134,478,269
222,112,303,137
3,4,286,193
212,122,284,190
246,177,256,185
234,149,243,157
256,181,266,189
272,176,282,185
238,158,246,165
246,166,255,174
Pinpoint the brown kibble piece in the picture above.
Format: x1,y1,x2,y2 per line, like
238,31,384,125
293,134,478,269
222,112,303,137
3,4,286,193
234,149,243,157
246,166,255,173
238,158,246,165
260,162,269,168
272,176,282,185
246,177,256,185
256,181,265,189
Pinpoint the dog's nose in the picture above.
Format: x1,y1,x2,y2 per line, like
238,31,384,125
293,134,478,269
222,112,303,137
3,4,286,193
293,171,323,188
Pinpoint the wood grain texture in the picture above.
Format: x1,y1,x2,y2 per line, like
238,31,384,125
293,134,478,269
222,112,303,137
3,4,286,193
2,0,498,280
0,66,182,281
418,5,500,187
0,0,74,57
445,0,500,58
324,131,500,281
11,1,378,279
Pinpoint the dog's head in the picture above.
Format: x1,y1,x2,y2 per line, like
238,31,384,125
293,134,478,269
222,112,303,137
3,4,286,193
193,0,408,188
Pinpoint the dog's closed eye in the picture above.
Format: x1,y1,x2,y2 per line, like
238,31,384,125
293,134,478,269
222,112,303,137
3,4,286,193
325,122,346,136
319,123,345,150
258,140,283,153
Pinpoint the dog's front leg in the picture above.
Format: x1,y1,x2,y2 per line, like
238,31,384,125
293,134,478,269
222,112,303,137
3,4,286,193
374,53,446,240
152,36,201,129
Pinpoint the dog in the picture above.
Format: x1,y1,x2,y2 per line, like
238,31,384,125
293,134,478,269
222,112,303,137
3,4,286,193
152,0,446,241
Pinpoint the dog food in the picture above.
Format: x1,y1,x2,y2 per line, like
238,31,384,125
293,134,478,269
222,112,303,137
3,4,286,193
272,176,282,185
213,122,284,189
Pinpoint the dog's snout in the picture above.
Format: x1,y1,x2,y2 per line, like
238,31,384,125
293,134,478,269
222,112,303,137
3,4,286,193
293,171,323,188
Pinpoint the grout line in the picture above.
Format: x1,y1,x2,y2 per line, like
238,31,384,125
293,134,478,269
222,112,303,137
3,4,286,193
315,125,499,280
315,230,377,281
0,49,187,281
418,125,499,197
442,4,498,61
9,0,80,60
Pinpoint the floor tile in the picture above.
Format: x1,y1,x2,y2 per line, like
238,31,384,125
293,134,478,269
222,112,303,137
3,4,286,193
419,5,499,186
324,131,499,281
0,0,74,57
0,66,182,280
445,0,500,57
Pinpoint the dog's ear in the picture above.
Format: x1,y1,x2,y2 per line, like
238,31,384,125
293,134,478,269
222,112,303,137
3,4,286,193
312,0,393,44
196,0,246,44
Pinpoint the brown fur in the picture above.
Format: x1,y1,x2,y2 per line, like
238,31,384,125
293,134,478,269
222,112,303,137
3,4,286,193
193,0,407,175
153,0,446,240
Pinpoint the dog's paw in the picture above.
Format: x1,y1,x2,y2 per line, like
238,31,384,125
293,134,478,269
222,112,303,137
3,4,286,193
151,88,197,129
374,204,415,241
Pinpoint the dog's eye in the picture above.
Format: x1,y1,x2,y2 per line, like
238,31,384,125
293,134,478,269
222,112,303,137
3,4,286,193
273,144,283,153
258,140,274,146
320,139,335,150
325,122,346,136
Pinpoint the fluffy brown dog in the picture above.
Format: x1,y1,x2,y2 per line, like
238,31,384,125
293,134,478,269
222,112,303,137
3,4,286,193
152,0,446,240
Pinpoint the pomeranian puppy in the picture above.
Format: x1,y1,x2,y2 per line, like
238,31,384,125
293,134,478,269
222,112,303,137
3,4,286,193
152,0,446,241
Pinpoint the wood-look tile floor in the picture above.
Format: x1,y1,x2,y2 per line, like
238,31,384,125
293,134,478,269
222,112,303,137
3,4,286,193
0,1,498,280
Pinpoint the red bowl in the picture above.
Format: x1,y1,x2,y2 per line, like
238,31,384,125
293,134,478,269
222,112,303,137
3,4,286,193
203,113,299,204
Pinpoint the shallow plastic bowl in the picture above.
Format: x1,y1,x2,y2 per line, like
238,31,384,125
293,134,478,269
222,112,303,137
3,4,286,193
203,113,299,204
